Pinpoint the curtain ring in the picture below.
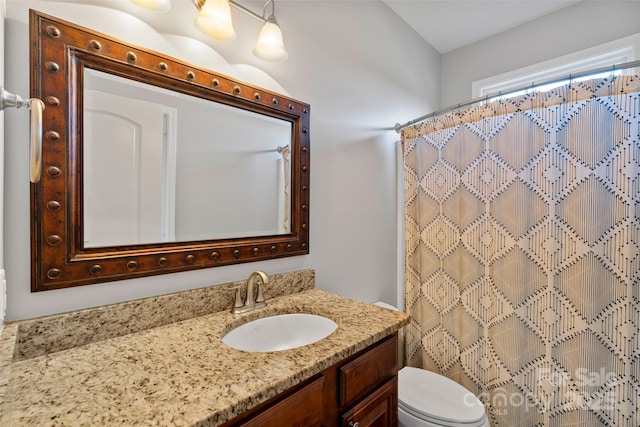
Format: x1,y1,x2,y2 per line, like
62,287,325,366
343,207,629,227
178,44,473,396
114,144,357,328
609,64,618,98
608,64,616,98
528,81,537,109
566,73,573,103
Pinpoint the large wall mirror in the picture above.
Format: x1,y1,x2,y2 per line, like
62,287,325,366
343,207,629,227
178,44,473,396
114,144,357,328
29,10,310,291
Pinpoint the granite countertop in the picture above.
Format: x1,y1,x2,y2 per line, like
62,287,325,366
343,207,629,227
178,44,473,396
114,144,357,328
0,288,409,426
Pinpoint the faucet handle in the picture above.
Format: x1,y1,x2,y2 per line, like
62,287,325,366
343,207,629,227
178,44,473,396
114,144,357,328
231,286,244,310
256,282,265,303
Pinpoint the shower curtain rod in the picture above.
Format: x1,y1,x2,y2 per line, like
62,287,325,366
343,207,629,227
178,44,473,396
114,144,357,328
394,59,640,133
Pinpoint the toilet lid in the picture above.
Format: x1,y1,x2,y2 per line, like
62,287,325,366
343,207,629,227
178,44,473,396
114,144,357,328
398,367,487,425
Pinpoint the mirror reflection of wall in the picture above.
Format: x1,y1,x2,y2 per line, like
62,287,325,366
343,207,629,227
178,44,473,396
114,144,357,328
83,69,292,248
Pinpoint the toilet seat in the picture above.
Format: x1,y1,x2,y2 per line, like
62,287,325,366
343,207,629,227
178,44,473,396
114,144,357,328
399,367,488,427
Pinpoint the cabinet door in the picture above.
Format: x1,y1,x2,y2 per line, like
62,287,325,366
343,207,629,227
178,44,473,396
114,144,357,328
237,375,325,427
339,334,397,409
341,377,398,427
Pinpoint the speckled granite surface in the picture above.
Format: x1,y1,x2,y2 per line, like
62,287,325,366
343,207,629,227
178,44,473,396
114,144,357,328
13,269,314,361
0,272,409,426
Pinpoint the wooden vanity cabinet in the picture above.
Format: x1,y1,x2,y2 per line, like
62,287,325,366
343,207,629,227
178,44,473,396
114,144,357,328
224,333,399,427
338,334,398,427
234,375,326,427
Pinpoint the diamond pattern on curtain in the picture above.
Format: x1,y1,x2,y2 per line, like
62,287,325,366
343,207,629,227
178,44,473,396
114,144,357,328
402,73,640,426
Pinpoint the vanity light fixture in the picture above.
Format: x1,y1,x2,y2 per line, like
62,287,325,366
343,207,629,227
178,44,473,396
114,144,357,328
252,12,288,62
129,0,288,62
130,0,171,12
194,0,236,41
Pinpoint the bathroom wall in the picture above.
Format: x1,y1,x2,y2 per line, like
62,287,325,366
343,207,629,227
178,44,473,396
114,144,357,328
0,0,5,329
440,0,640,106
3,1,439,320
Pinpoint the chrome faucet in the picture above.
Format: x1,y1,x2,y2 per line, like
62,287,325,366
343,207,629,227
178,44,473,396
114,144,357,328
232,270,269,314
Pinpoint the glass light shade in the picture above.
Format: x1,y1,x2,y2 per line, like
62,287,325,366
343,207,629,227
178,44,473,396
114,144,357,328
253,18,288,62
129,0,170,12
194,0,236,41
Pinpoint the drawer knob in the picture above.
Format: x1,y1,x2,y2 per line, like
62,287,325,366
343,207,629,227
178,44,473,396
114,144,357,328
349,423,360,427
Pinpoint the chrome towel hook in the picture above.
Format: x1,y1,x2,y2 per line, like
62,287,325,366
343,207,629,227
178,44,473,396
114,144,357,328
0,87,45,183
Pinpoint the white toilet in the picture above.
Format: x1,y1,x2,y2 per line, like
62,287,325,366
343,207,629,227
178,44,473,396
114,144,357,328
374,302,490,427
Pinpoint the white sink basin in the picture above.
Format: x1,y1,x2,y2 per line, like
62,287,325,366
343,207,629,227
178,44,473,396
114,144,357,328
222,313,338,352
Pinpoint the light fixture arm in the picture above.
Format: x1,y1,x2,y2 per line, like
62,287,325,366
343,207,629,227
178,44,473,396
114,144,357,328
231,0,268,22
191,0,268,23
262,0,276,19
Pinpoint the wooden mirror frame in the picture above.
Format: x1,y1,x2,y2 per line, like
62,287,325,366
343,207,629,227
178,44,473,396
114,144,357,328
29,10,310,291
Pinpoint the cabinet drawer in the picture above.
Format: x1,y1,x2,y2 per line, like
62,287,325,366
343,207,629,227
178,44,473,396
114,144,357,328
341,377,398,427
237,375,325,427
339,334,398,409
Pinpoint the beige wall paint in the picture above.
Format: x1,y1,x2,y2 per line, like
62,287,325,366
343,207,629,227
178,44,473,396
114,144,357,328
4,1,439,321
0,0,6,329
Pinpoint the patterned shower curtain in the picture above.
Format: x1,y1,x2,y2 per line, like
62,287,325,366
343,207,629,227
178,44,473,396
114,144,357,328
401,73,639,426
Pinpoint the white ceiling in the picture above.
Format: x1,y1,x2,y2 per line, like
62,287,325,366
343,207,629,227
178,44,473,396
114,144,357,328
382,0,582,53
